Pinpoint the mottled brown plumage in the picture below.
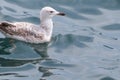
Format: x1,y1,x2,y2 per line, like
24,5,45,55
0,22,44,42
0,22,16,35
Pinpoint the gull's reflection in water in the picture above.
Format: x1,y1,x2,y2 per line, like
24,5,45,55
29,42,49,59
29,42,63,80
0,38,57,80
0,38,49,58
0,38,13,55
0,38,51,65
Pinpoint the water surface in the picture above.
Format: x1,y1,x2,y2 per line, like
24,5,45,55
0,0,120,80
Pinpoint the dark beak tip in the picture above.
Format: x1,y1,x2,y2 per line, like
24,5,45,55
58,12,66,16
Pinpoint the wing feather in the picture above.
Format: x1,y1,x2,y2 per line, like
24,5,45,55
0,22,45,42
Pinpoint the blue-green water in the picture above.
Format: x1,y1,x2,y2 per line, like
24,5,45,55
0,0,120,80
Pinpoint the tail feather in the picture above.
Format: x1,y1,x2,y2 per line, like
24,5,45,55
0,22,14,27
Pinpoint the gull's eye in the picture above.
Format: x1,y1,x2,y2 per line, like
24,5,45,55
50,11,54,13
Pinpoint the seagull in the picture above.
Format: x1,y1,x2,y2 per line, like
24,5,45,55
0,7,65,43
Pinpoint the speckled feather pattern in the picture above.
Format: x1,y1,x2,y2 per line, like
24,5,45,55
0,22,50,43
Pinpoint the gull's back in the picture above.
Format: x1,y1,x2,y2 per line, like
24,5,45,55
0,22,48,43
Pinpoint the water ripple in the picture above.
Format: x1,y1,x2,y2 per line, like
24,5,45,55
0,0,120,80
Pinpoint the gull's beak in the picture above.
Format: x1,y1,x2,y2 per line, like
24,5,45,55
57,12,65,16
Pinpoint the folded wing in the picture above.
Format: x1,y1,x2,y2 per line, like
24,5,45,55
0,22,45,43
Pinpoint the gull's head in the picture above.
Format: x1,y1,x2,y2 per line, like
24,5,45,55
40,6,65,21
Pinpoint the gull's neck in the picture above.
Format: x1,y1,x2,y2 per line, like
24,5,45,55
40,18,53,39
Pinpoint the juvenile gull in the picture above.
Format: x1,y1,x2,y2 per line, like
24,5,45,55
0,7,65,43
